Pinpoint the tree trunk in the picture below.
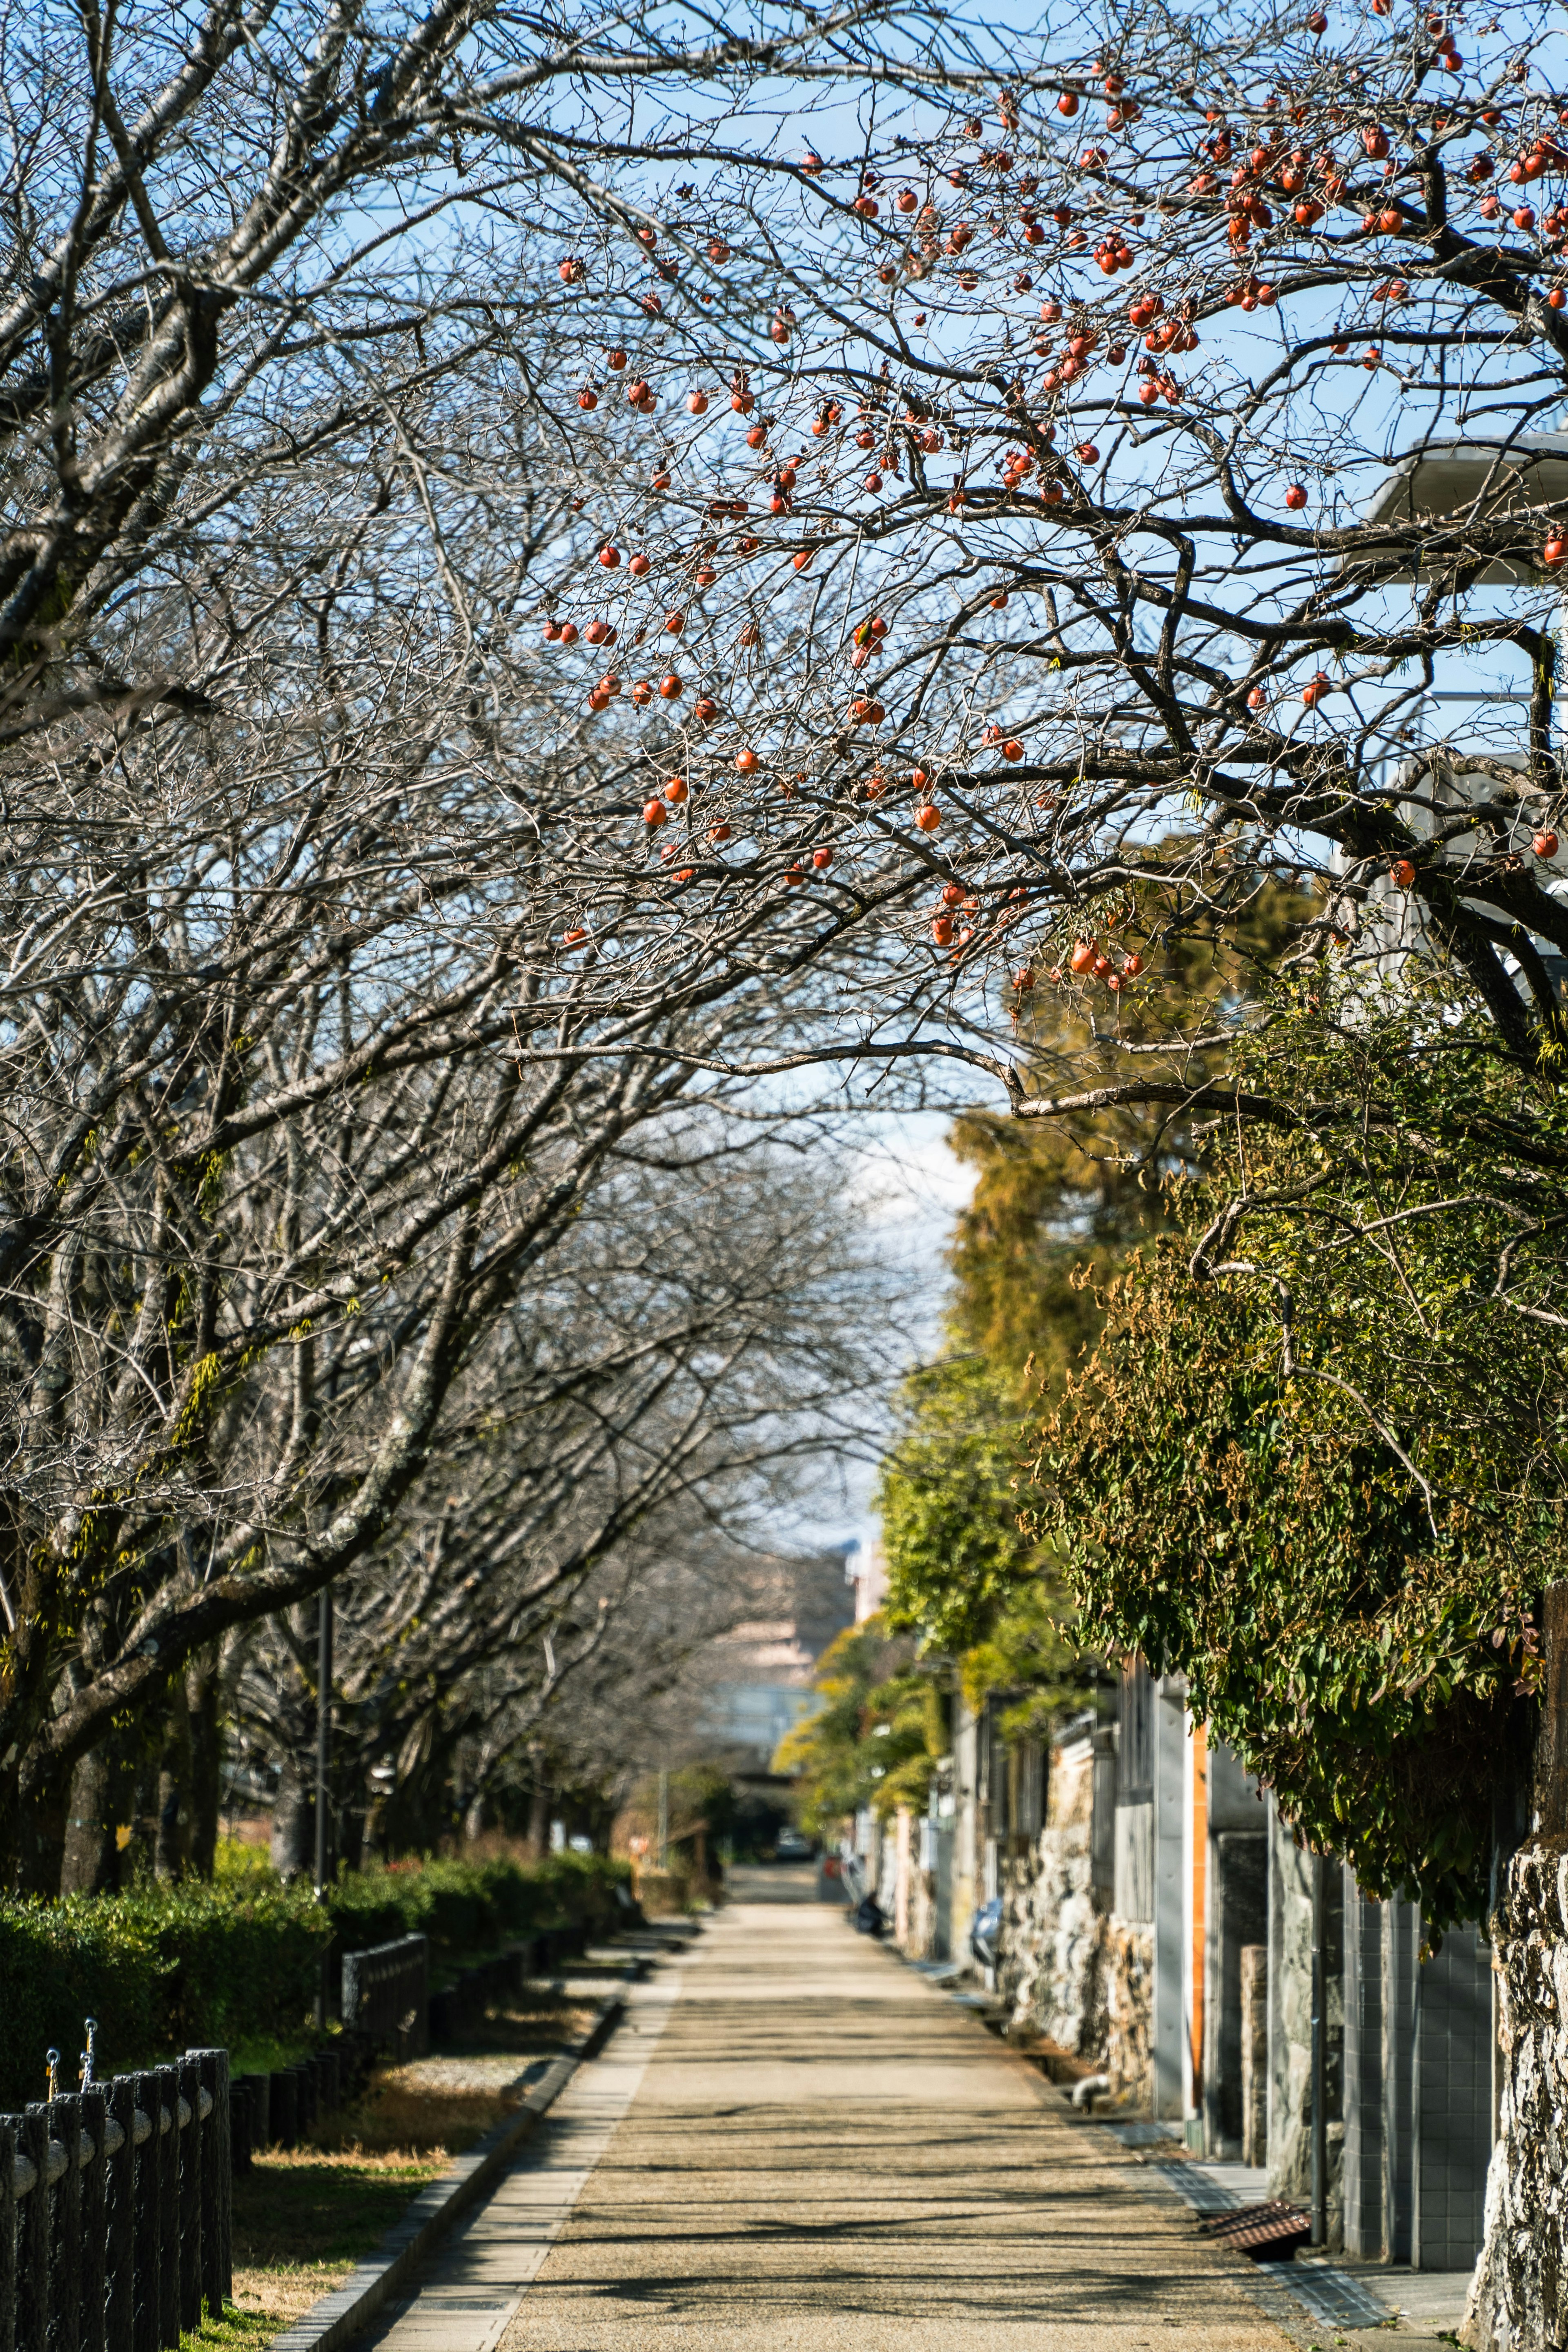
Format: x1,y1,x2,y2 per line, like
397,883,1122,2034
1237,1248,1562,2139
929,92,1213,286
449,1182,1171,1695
16,1760,70,1895
526,1777,550,1862
270,1755,313,1879
1462,1588,1564,2352
60,1742,124,1895
154,1677,193,1881
185,1646,222,1880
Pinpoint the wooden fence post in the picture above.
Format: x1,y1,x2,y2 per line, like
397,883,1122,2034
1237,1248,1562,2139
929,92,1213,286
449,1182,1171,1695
130,2072,158,2352
106,2079,136,2352
55,2089,82,2352
194,2050,229,2319
105,2076,136,2352
81,2086,108,2352
153,2066,178,2352
18,2107,50,2352
176,2058,201,2337
0,2113,16,2352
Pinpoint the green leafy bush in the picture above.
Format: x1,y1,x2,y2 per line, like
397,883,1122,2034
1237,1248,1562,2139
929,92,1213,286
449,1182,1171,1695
0,1849,628,2108
0,1875,327,2107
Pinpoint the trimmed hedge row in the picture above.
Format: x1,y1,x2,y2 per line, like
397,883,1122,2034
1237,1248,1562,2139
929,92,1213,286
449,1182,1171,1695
0,1849,628,2110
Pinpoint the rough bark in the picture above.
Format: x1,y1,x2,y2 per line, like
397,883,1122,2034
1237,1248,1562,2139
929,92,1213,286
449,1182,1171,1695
60,1744,120,1895
1464,1841,1568,2352
154,1678,192,1881
185,1646,222,1880
1464,1589,1568,2351
269,1757,312,1880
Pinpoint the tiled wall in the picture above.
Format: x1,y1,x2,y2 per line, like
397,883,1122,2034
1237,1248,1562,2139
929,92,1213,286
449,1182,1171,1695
1413,1919,1492,2272
1340,1882,1491,2271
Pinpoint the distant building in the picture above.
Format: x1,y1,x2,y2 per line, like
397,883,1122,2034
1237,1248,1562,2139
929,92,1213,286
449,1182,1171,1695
848,1534,889,1623
704,1542,858,1770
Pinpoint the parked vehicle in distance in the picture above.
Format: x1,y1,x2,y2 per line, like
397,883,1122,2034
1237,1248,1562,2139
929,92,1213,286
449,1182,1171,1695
775,1827,815,1860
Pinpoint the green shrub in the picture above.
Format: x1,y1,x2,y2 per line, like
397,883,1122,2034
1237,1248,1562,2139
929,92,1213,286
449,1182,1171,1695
0,1848,630,2109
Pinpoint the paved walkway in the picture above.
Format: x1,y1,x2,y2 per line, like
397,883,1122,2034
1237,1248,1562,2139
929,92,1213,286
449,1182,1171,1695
363,1869,1297,2352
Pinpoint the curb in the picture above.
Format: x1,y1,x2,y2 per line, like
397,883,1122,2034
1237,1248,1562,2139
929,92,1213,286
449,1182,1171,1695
270,1994,626,2352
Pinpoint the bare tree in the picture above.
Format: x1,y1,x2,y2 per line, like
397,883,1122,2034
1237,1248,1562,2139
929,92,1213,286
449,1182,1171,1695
221,1127,891,1866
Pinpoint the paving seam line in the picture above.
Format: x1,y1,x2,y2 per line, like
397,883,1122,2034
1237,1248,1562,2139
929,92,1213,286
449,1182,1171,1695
269,1992,627,2352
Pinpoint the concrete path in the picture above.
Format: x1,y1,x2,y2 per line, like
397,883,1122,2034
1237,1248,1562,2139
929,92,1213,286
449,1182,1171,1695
363,1869,1297,2352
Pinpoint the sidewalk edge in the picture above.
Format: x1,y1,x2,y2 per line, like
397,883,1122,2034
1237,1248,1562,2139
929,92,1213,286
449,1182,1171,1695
267,1993,626,2352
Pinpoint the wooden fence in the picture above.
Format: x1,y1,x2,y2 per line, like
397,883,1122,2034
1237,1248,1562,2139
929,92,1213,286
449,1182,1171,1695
341,1932,430,2060
0,2048,231,2351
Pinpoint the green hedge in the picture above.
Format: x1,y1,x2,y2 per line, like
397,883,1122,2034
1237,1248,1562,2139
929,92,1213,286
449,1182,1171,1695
323,1850,627,1965
0,1850,628,2111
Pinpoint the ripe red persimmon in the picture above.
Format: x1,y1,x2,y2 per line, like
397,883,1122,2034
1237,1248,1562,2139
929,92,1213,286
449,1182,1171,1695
932,914,954,944
1285,483,1308,510
1070,939,1096,973
1535,830,1561,858
1390,857,1416,887
658,673,683,698
708,822,733,843
1001,738,1024,760
598,545,621,568
665,776,688,803
813,846,833,869
1546,536,1568,566
913,803,941,832
644,799,668,826
736,748,760,772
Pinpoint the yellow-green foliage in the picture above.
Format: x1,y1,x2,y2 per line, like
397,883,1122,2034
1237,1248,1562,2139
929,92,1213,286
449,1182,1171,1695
774,1620,944,1829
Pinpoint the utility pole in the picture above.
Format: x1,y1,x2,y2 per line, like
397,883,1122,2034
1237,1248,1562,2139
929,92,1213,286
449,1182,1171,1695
314,1582,334,2029
657,1767,669,1871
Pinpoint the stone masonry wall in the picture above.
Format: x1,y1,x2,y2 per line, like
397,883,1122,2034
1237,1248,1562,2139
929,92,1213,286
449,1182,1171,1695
1465,1840,1568,2352
1104,1920,1154,2100
997,1738,1109,2059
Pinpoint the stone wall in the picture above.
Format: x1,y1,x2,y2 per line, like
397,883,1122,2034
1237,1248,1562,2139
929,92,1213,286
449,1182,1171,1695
1464,1839,1568,2352
997,1735,1109,2056
1104,1920,1154,2100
